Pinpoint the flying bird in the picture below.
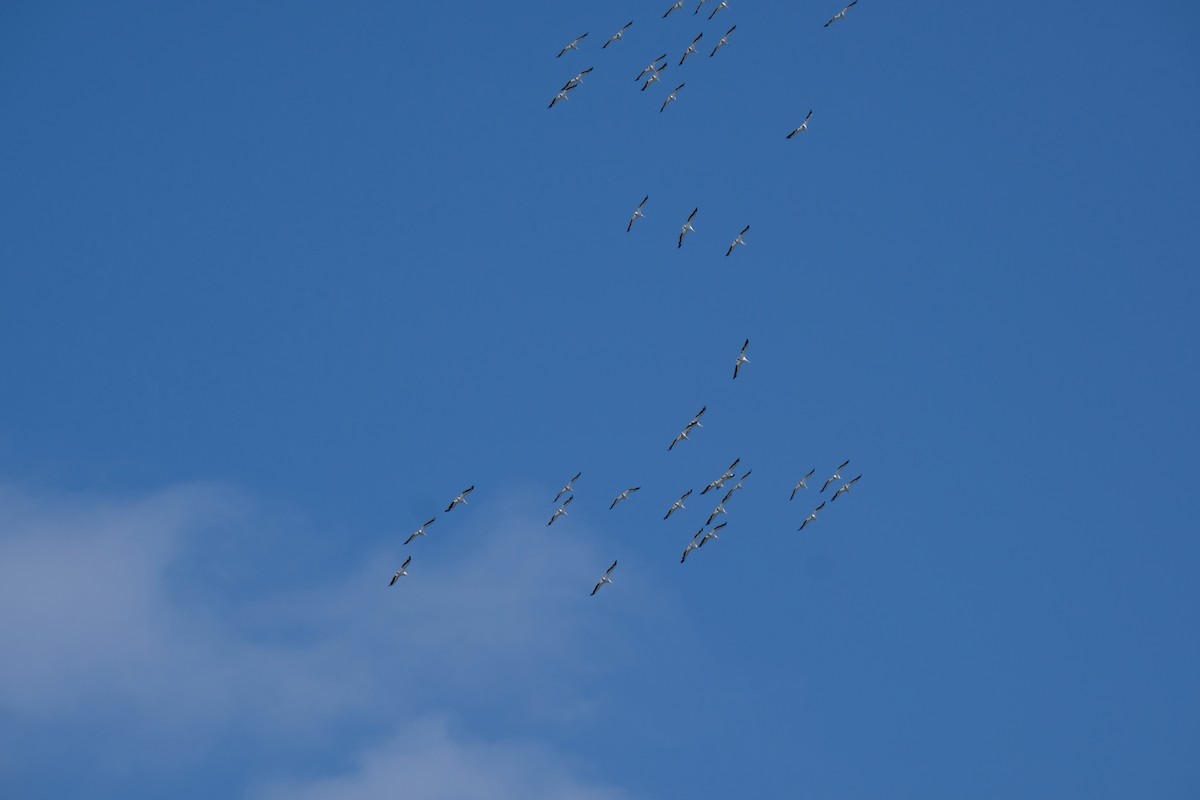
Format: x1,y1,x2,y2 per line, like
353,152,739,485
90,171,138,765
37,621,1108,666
660,83,685,112
831,474,863,502
681,528,705,563
705,503,727,526
636,54,668,82
445,485,475,512
787,110,814,138
389,556,412,586
798,502,825,531
701,474,729,495
710,26,735,57
555,471,581,503
700,521,727,547
664,489,693,520
824,1,858,27
590,560,618,596
548,84,576,109
732,338,750,378
641,62,668,91
726,226,750,258
404,517,436,546
678,207,698,248
603,21,633,49
708,1,730,20
679,33,703,65
548,495,574,525
628,196,648,232
562,67,594,90
610,486,641,509
790,469,816,500
724,469,752,500
686,405,707,431
557,33,588,57
664,1,686,18
820,460,851,493
695,0,711,15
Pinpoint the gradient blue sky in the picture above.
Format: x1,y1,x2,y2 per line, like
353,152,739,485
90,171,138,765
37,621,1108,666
2,1,1199,798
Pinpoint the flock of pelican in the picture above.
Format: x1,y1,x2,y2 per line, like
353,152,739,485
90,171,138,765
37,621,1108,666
390,2,867,592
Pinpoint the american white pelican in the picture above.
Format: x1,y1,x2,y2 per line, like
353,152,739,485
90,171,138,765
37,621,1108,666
660,83,685,113
824,1,858,27
445,485,475,512
678,207,698,247
591,560,618,595
820,460,851,493
664,489,693,519
548,495,574,525
603,21,633,49
557,33,588,58
404,517,436,546
708,1,730,20
636,54,668,82
664,1,686,17
641,62,668,91
610,487,641,509
732,338,750,377
787,110,814,138
555,471,581,503
628,196,648,231
710,26,735,57
790,469,816,500
831,474,862,502
679,33,703,65
389,556,412,586
798,502,825,531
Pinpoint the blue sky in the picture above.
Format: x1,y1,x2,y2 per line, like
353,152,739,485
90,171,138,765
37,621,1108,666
2,1,1198,797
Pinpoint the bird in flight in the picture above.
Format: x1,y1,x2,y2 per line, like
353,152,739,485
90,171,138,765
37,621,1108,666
725,226,750,257
445,485,475,512
636,54,668,82
831,474,863,502
708,1,730,20
790,469,816,500
664,489,693,520
787,110,814,138
820,460,851,493
641,62,668,91
404,517,436,546
628,196,648,232
548,84,576,109
660,83,685,113
610,486,641,509
798,502,825,531
591,560,618,596
603,21,633,49
555,471,581,503
664,1,686,17
824,1,858,27
710,26,735,57
732,338,750,378
548,495,574,525
678,207,698,248
725,469,752,499
562,67,594,90
681,528,704,563
670,404,706,449
679,33,703,65
700,521,727,547
389,556,412,586
557,33,588,57
705,502,728,527
695,0,711,15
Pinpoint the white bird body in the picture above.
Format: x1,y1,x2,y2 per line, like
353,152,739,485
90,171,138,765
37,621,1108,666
664,1,686,17
680,33,703,65
549,495,574,525
555,471,581,503
641,62,668,91
726,227,750,258
404,517,437,546
824,1,858,27
678,207,698,248
790,469,816,500
557,33,588,58
831,474,862,501
787,110,814,138
445,485,475,512
628,196,648,231
820,460,851,493
661,83,685,113
710,26,735,57
591,560,618,595
798,502,825,531
664,489,693,520
389,556,412,585
636,54,668,82
708,1,730,20
610,486,641,509
603,21,633,49
732,338,750,378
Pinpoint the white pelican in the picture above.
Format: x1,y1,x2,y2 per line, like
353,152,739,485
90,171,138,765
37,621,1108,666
664,489,693,519
681,528,704,563
699,521,727,547
563,67,594,90
389,556,412,586
790,469,816,500
685,404,707,431
628,195,648,231
732,338,750,378
548,84,575,109
664,1,686,17
820,460,851,493
555,471,581,503
660,83,685,113
603,21,633,49
824,1,857,27
787,110,814,138
695,0,711,15
404,517,436,546
678,207,698,247
610,486,641,509
641,62,668,91
798,502,825,531
705,503,727,526
636,54,668,82
710,26,735,57
679,33,703,65
831,474,862,502
548,495,574,525
726,226,750,258
557,33,588,58
445,485,475,512
591,560,618,595
708,1,730,20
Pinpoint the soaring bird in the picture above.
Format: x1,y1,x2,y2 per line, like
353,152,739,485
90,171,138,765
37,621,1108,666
725,469,752,498
664,1,686,17
726,226,750,257
445,485,475,512
831,474,863,502
660,83,685,113
798,502,825,531
641,62,668,91
820,460,851,493
681,528,705,563
548,495,574,526
636,54,668,82
686,405,707,431
591,560,618,595
555,471,581,503
706,503,727,527
787,110,814,138
710,26,735,57
790,469,816,500
404,517,436,546
708,1,730,20
695,0,711,15
610,486,641,509
678,207,698,248
562,67,594,90
664,489,693,520
548,84,576,109
679,33,703,65
603,21,633,49
732,338,750,378
557,33,588,57
389,556,412,586
699,521,727,547
628,196,648,232
824,1,858,27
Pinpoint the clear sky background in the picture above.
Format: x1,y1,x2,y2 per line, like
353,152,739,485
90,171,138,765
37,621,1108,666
2,1,1198,797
